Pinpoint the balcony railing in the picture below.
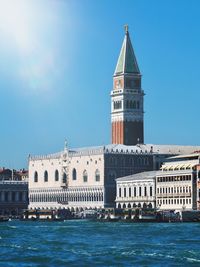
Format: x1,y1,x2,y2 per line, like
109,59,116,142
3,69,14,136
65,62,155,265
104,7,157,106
116,196,155,201
0,180,28,185
156,193,191,197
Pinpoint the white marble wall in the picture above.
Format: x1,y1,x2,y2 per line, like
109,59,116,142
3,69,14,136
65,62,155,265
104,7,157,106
28,150,105,210
116,178,155,209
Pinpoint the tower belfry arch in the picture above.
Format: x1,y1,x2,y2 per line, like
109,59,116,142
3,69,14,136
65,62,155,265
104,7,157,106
111,25,144,145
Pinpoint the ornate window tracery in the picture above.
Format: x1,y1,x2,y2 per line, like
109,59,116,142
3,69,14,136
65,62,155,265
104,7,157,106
55,170,59,181
95,169,100,182
83,170,88,182
72,168,77,180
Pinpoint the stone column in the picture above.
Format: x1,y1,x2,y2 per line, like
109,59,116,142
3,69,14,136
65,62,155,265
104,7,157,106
15,192,19,202
8,191,12,202
1,191,4,202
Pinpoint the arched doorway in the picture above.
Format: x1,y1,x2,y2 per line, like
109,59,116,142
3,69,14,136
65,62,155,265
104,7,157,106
143,203,147,210
148,203,153,209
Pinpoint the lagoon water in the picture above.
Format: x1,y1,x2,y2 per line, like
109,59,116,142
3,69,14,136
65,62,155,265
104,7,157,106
0,220,200,266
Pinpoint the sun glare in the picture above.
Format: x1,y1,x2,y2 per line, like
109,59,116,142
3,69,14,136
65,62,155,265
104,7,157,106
0,0,63,95
0,0,33,52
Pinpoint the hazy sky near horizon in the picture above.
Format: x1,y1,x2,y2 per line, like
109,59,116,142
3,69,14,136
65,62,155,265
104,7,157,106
0,0,200,168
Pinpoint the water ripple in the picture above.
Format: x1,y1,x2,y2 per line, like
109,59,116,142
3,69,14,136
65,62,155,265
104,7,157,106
0,220,200,266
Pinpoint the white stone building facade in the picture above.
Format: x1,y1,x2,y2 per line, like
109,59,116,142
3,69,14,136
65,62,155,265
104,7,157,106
115,171,157,209
156,154,200,211
29,146,105,211
28,144,200,211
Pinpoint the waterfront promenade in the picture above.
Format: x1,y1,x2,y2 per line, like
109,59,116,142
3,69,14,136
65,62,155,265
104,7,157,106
0,220,200,266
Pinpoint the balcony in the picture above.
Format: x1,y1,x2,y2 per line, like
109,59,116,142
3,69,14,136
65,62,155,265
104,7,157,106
157,193,191,197
116,196,155,201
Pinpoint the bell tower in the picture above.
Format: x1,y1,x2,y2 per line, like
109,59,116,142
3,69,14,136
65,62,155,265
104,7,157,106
111,25,144,145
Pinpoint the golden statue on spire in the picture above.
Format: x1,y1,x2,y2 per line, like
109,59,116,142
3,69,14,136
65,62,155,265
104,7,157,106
124,24,129,33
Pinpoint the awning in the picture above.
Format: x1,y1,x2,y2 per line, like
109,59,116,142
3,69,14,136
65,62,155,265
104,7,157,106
161,162,198,171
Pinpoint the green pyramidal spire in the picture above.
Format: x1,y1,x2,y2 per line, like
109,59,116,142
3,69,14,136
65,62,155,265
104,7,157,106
114,25,140,75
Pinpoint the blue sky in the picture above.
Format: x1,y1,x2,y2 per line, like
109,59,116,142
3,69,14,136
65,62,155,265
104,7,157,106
0,0,200,168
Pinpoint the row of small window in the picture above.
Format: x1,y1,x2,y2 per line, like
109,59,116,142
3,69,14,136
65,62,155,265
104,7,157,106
0,191,28,202
118,186,153,198
32,158,101,168
157,186,192,194
157,175,192,182
113,100,140,110
34,169,100,183
157,198,192,205
126,100,140,109
109,157,149,166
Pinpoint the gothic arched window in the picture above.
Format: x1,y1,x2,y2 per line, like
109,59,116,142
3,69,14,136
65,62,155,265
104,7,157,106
72,168,77,180
133,101,136,109
95,169,100,182
34,171,38,183
55,170,59,181
143,203,147,209
83,170,88,182
44,171,48,182
137,101,140,109
126,100,129,109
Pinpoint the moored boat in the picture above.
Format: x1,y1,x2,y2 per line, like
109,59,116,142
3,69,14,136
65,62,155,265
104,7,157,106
0,216,9,222
95,214,121,222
